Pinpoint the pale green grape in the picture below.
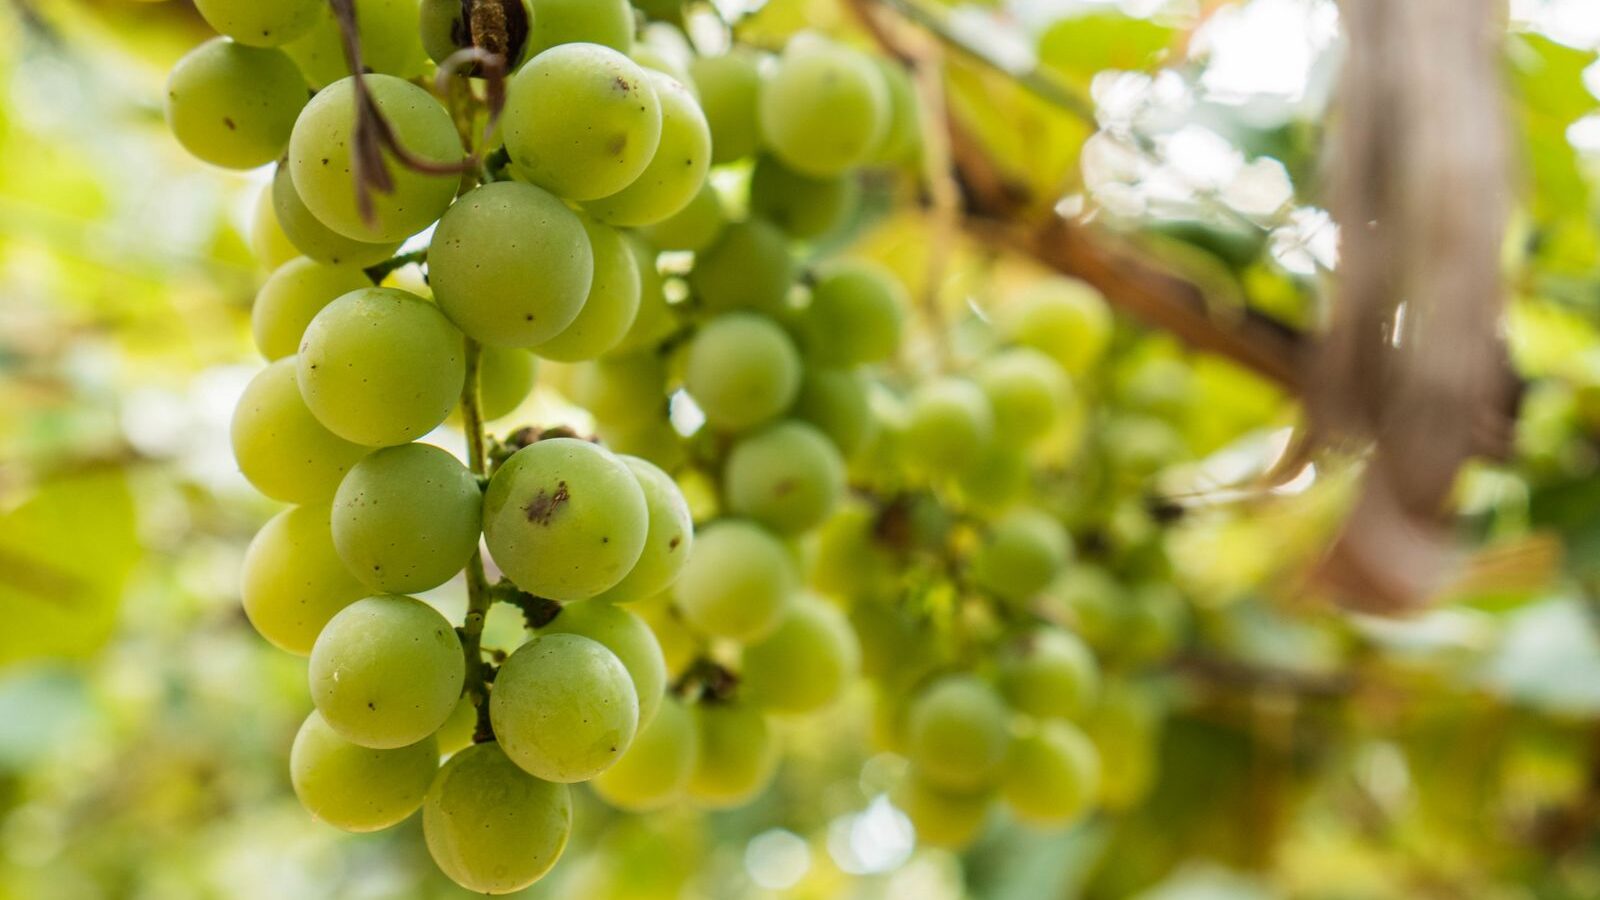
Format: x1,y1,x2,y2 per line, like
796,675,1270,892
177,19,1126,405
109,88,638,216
195,0,322,46
491,632,639,782
997,628,1099,721
759,39,888,178
689,50,762,164
331,443,482,593
688,219,795,316
424,742,572,894
595,417,687,472
310,595,465,749
954,443,1030,513
290,710,437,832
975,348,1070,445
799,260,905,366
999,722,1100,827
870,686,911,754
893,773,992,850
605,236,677,357
724,420,845,535
809,500,895,601
1049,565,1125,650
534,216,641,361
687,702,778,809
1084,682,1159,811
907,675,1011,792
850,601,930,685
288,75,462,243
1006,278,1112,377
639,180,724,252
793,367,873,458
631,44,694,92
420,0,533,67
285,0,428,90
252,258,371,361
749,155,858,240
503,44,662,201
585,72,711,226
902,377,994,475
970,508,1070,605
871,58,920,164
435,694,478,756
479,347,538,421
240,503,366,656
526,0,634,57
740,595,860,715
683,313,801,432
592,694,696,811
537,598,666,726
251,184,300,269
482,438,648,600
570,351,668,431
430,180,593,347
165,39,307,169
595,456,694,604
635,590,696,679
296,287,466,446
672,519,794,642
231,358,369,503
271,163,402,267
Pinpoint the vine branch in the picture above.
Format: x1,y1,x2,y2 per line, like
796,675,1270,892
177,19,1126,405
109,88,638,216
456,340,497,742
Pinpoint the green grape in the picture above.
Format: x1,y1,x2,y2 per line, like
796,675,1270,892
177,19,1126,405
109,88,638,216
534,216,641,361
850,601,931,686
585,72,711,226
871,57,920,164
595,456,694,604
970,508,1071,605
999,722,1100,827
672,519,795,642
798,260,906,366
632,44,694,92
954,443,1030,513
997,628,1099,721
478,347,539,421
420,0,533,67
331,443,482,593
902,377,994,475
165,39,307,170
893,773,992,850
740,595,860,715
689,50,762,164
430,180,593,348
526,0,635,56
596,417,687,472
683,313,801,432
1049,565,1124,649
435,694,478,756
537,598,666,726
907,675,1011,792
271,163,402,267
285,0,428,90
288,75,462,243
503,43,662,201
724,420,845,535
240,503,366,656
1122,582,1189,665
424,742,572,894
688,219,795,316
749,155,858,240
482,438,649,600
1084,682,1160,811
592,694,697,811
870,685,911,754
250,183,300,269
195,0,322,46
491,632,640,782
231,357,369,503
687,702,778,809
252,258,371,361
310,595,466,749
1103,414,1187,478
571,351,668,430
809,500,894,601
639,180,725,252
1006,278,1112,377
759,39,888,178
793,367,873,458
608,236,678,358
290,710,437,833
975,348,1070,445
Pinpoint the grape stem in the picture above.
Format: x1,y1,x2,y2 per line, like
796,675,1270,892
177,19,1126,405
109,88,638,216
363,247,428,283
457,339,497,742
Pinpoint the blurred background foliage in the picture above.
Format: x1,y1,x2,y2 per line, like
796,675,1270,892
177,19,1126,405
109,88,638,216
8,0,1600,898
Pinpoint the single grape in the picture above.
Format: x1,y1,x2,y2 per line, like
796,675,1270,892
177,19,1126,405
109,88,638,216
252,259,371,361
595,417,687,473
1006,278,1113,377
798,260,906,366
687,702,779,809
997,628,1099,721
526,0,634,57
420,0,533,67
290,710,438,833
537,598,666,727
491,632,639,782
503,43,662,201
749,155,858,240
689,50,762,164
250,183,300,269
534,216,641,361
999,722,1100,827
871,57,921,164
809,500,895,601
1049,565,1125,650
592,694,697,811
231,357,369,503
975,348,1071,445
482,438,649,601
638,180,725,252
1084,682,1160,811
310,595,465,749
683,313,801,432
195,0,322,46
594,456,694,604
424,742,572,894
792,367,873,458
672,519,795,642
296,287,466,447
165,39,307,169
759,39,888,178
478,347,538,421
907,675,1011,792
893,773,992,850
688,219,795,316
331,443,482,593
634,590,697,680
870,685,912,754
954,443,1030,513
605,236,678,357
271,163,402,267
724,420,845,535
435,694,478,756
430,180,593,347
850,600,930,685
285,0,428,90
740,595,860,715
585,72,711,227
970,508,1071,605
240,503,366,656
570,351,669,431
288,75,463,243
902,377,994,475
631,44,694,94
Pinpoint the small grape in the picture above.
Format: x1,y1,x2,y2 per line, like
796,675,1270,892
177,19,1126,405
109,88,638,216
592,694,697,811
195,0,322,46
687,702,779,809
792,367,874,458
724,420,845,535
672,519,794,642
970,508,1071,606
638,180,725,252
271,163,402,268
240,503,366,656
231,357,369,503
309,595,466,749
478,347,539,421
596,417,687,473
749,155,858,240
285,0,428,90
249,183,300,269
526,0,635,57
537,598,666,727
1006,278,1113,377
252,259,371,361
689,50,762,164
1084,682,1160,811
585,72,711,227
435,694,479,756
534,216,641,361
491,632,640,782
331,443,482,593
975,348,1071,445
809,500,895,601
688,219,795,316
798,260,906,366
893,773,992,850
740,595,860,715
999,722,1100,827
605,235,678,357
871,58,921,164
595,456,694,605
165,39,307,169
954,443,1030,513
570,351,668,431
902,377,994,475
290,710,437,833
906,675,1011,792
683,313,801,432
998,628,1099,721
759,39,888,178
424,742,572,894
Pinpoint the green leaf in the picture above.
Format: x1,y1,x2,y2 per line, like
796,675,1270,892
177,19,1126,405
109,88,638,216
1038,13,1176,84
